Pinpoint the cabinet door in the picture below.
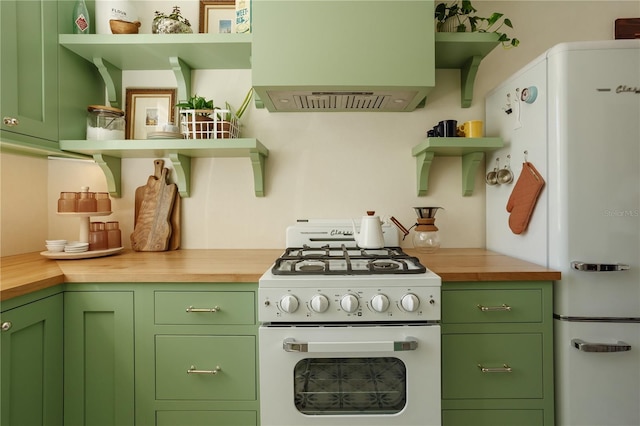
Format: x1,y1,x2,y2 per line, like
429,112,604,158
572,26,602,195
0,294,63,426
64,291,135,426
443,409,544,426
156,410,257,426
0,0,58,142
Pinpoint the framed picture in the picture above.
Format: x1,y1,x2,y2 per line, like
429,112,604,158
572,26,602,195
125,88,177,139
199,0,236,34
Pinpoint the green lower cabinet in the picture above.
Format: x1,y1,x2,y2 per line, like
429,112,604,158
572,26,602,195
0,291,63,426
64,291,135,426
443,409,544,426
156,410,257,426
441,281,554,426
155,335,256,401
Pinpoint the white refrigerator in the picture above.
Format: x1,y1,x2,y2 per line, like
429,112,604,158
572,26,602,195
485,40,640,426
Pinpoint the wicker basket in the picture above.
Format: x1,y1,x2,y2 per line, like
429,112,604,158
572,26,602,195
178,109,239,139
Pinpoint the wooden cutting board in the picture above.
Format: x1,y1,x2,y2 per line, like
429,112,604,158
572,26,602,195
134,160,180,250
131,167,177,251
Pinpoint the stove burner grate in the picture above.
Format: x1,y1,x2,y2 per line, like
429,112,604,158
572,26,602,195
272,245,426,275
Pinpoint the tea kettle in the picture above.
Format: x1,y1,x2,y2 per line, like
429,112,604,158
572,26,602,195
351,211,385,249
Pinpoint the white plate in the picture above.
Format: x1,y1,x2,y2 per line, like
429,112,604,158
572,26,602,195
41,247,124,260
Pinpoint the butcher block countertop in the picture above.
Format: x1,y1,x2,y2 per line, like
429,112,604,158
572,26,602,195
1,248,560,301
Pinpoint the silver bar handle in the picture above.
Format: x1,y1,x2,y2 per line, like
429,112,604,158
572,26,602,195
186,306,220,313
187,365,221,374
477,304,512,312
571,261,630,272
478,364,513,373
572,338,631,353
283,337,418,353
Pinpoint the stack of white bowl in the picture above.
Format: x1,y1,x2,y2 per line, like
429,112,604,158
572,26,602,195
45,240,67,252
64,242,89,253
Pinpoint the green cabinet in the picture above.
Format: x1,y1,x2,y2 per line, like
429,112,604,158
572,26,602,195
136,284,260,426
0,0,59,143
441,281,554,426
64,290,135,426
0,290,63,426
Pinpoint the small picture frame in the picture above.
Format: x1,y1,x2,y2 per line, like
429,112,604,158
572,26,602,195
125,88,177,139
199,0,236,34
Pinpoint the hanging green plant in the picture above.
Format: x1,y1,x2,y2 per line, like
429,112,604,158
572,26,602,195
434,1,520,48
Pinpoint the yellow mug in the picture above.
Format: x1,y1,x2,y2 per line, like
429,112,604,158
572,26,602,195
458,120,484,138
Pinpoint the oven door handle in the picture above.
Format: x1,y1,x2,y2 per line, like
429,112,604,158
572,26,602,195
282,337,418,353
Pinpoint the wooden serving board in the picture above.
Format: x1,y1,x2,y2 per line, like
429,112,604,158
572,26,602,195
134,160,180,250
131,167,177,251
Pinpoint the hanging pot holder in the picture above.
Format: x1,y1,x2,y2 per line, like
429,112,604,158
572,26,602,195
506,161,545,234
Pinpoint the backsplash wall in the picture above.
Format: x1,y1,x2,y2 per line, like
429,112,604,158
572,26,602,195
2,1,636,255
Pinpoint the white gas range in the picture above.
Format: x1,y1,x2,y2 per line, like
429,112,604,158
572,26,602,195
258,219,442,426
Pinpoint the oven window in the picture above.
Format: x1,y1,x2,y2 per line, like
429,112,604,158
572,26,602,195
293,357,406,415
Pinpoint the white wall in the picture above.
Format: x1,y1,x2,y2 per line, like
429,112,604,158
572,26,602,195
2,1,638,255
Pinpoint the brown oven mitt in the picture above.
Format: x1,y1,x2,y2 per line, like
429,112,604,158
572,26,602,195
506,162,545,234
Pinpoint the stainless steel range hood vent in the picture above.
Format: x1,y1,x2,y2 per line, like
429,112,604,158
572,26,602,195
252,0,435,113
266,91,419,111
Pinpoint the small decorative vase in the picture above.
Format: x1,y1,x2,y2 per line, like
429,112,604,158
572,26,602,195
438,16,467,32
152,17,193,34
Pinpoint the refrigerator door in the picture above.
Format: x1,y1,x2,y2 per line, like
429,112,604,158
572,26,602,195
547,41,640,318
555,319,640,426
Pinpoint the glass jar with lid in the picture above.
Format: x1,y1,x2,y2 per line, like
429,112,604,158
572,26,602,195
87,105,125,140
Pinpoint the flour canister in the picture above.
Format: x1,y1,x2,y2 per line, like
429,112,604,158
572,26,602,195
95,0,139,34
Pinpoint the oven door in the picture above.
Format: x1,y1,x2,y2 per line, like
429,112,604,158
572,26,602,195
259,323,441,426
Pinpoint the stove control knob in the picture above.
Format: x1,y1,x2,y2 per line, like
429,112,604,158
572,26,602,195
370,294,390,313
340,294,359,313
400,293,420,312
310,294,330,313
280,295,299,313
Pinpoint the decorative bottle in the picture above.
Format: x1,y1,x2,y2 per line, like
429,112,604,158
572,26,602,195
73,0,90,34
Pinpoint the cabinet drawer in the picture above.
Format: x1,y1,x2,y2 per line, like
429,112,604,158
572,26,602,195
156,335,256,400
154,291,255,325
442,333,543,399
443,409,543,426
156,410,257,426
442,289,542,324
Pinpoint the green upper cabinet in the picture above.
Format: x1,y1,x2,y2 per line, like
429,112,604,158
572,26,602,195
1,0,59,144
252,0,435,112
0,0,102,158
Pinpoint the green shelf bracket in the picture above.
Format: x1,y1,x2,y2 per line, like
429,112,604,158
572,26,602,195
93,57,122,108
414,150,435,196
254,92,264,109
412,137,504,197
249,151,267,197
168,152,191,198
461,151,485,196
169,56,192,103
93,153,122,197
460,55,482,108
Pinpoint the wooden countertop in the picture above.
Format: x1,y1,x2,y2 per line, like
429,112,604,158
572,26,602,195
1,248,560,301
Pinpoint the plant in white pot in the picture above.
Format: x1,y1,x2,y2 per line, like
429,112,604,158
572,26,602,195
152,6,192,34
435,0,520,48
176,89,253,139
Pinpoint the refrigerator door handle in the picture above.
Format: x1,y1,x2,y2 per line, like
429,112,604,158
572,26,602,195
571,261,630,272
572,338,632,353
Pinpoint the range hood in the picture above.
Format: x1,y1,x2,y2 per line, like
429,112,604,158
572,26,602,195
251,0,435,112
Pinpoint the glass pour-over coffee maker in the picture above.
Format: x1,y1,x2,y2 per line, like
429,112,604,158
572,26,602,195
391,207,443,253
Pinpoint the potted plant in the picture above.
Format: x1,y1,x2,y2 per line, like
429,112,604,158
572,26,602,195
434,1,520,48
176,89,253,139
152,6,193,34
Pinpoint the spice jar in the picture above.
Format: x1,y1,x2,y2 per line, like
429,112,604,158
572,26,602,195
105,221,122,248
77,186,97,212
58,192,78,212
87,105,125,140
89,222,107,251
95,192,111,212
